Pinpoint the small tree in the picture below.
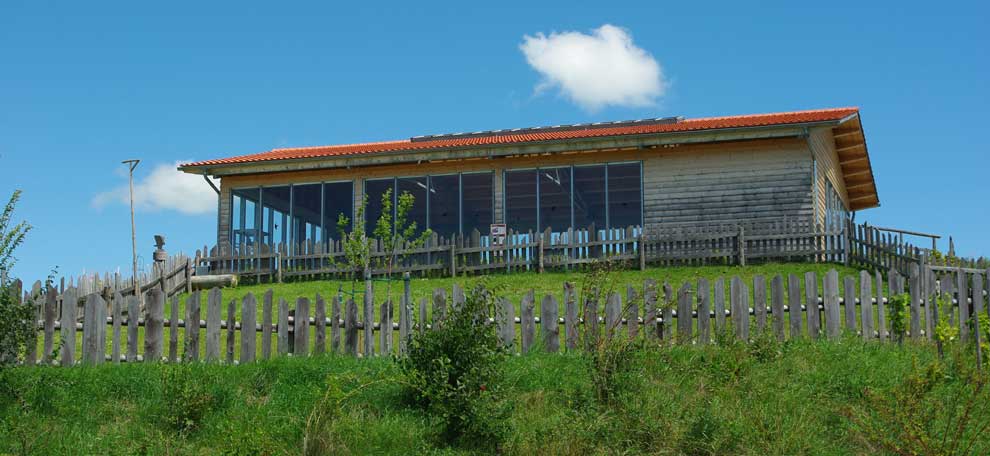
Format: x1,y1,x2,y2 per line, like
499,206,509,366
336,188,432,299
0,190,34,367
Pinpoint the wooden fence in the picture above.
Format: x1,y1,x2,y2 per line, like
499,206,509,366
193,218,886,281
10,262,988,366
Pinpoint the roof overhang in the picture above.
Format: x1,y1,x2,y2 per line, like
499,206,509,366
181,121,845,177
830,112,879,211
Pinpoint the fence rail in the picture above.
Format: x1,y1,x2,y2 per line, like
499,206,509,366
9,262,988,366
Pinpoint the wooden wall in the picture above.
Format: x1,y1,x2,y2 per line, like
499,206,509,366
809,126,850,226
216,137,818,246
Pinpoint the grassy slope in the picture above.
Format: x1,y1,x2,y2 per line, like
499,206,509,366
5,340,981,455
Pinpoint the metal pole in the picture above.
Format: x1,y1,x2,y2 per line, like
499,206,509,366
122,159,141,305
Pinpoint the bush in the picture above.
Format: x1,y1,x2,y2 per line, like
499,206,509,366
398,281,507,449
156,364,228,434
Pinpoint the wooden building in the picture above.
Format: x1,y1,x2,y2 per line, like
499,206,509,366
179,107,878,251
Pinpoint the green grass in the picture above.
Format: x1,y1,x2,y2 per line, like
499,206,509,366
3,339,986,455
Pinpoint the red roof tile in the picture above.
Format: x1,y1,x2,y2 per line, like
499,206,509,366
180,107,859,169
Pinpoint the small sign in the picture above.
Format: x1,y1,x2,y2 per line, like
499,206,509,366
490,223,507,250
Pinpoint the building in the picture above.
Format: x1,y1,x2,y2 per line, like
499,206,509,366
179,107,878,252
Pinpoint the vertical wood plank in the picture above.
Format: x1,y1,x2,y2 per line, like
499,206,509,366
112,292,123,363
972,272,984,345
788,274,802,339
713,279,726,336
314,294,326,355
605,292,621,340
583,289,599,350
860,271,874,341
226,299,236,363
771,275,785,341
805,272,820,339
663,282,674,341
452,283,465,311
541,294,560,353
344,299,358,356
498,297,514,351
677,282,692,344
418,297,428,333
43,288,57,363
241,293,257,363
698,278,711,344
294,297,310,357
432,288,447,330
364,281,374,356
169,295,179,362
521,290,535,353
626,285,639,339
643,279,659,340
399,278,411,355
843,276,857,332
60,287,77,366
145,288,164,362
753,275,767,332
261,290,273,359
876,271,886,342
957,270,969,342
824,270,840,340
206,288,222,361
331,296,341,354
380,300,393,356
82,294,106,365
126,293,139,363
277,298,290,356
564,282,578,350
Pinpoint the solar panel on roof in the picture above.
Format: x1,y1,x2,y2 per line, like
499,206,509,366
409,116,682,142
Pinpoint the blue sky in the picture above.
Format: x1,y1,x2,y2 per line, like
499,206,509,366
2,1,987,282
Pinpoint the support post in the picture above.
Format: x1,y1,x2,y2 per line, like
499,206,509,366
449,243,456,277
738,226,746,266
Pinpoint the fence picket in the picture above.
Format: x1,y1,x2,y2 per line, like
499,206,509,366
564,283,578,350
788,274,802,339
364,282,374,356
521,290,535,353
126,294,139,363
584,289,599,350
111,292,123,363
294,297,310,357
644,279,659,340
277,298,289,356
241,293,257,363
433,288,446,330
677,282,692,343
43,288,57,363
226,299,235,363
805,272,820,339
206,288,222,361
169,295,179,362
605,292,621,340
698,278,711,344
380,300,392,355
843,276,857,332
957,270,969,342
262,290,273,359
331,297,341,354
626,285,639,339
824,270,840,339
771,275,785,341
145,289,164,362
753,275,767,332
314,294,326,355
860,271,874,340
82,294,106,365
541,294,560,353
345,299,357,356
499,297,514,350
713,279,726,336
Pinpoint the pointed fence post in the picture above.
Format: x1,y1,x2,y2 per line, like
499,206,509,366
241,293,257,363
564,283,578,351
824,270,840,340
697,278,711,344
60,287,77,366
860,271,875,341
520,290,535,353
541,294,559,353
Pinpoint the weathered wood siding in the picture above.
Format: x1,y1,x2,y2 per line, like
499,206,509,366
642,139,814,226
809,127,849,226
217,137,817,239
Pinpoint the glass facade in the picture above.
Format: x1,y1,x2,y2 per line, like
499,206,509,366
229,182,353,249
503,162,642,234
361,172,495,238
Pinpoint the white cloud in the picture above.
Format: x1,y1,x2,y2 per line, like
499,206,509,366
520,24,667,111
92,161,218,216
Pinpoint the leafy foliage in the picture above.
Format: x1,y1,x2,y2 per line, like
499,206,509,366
398,281,507,449
0,191,34,368
0,190,31,273
888,293,909,345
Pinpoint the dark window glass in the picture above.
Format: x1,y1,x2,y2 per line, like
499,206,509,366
462,172,493,236
291,184,322,248
539,167,571,233
231,187,260,248
364,179,394,237
323,181,353,240
429,175,460,237
505,170,538,233
397,176,428,235
573,166,607,230
607,163,642,228
261,186,291,246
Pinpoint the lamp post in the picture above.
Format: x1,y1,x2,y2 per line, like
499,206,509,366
122,159,141,303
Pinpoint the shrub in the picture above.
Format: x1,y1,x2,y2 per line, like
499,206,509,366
398,281,507,449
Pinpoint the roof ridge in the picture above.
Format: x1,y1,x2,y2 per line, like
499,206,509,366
684,107,858,123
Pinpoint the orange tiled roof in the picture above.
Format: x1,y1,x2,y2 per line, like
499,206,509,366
180,107,859,169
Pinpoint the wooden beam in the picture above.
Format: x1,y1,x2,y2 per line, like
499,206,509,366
835,143,865,153
832,130,860,139
847,188,877,199
839,156,868,166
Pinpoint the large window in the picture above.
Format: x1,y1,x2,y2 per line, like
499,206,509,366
324,181,353,238
505,170,538,233
573,165,606,229
429,174,460,237
462,172,493,235
363,173,495,238
290,184,322,248
231,187,260,247
539,167,571,233
607,163,643,229
502,162,642,233
229,182,354,250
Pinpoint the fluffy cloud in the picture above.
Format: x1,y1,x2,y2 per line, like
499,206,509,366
520,24,667,111
92,161,218,216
